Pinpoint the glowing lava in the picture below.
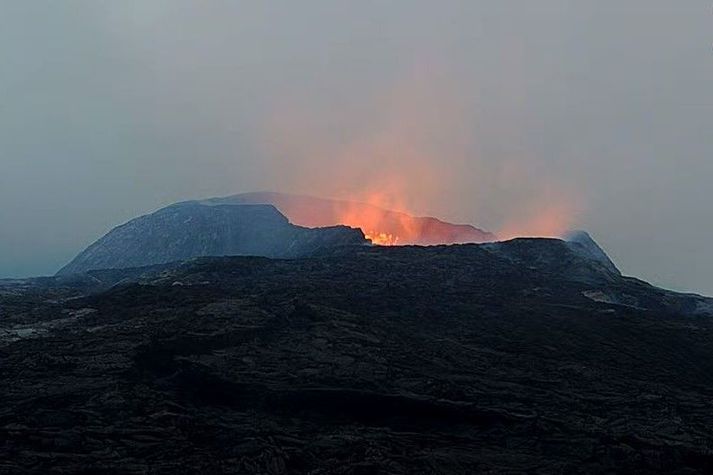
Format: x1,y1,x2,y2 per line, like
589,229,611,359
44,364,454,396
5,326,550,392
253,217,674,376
364,231,399,246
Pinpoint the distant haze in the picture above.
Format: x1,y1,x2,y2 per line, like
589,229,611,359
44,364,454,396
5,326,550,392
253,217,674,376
1,2,711,295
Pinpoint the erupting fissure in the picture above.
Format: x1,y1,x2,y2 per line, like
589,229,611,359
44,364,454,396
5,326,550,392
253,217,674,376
197,192,497,245
364,231,399,246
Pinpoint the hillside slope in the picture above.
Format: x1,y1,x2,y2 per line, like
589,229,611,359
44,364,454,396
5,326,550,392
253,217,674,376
57,203,366,275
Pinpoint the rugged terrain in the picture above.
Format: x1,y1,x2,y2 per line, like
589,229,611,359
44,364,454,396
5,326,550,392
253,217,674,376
3,240,713,473
58,203,366,275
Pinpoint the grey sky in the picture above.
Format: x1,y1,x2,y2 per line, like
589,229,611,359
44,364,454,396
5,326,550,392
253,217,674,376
1,1,711,295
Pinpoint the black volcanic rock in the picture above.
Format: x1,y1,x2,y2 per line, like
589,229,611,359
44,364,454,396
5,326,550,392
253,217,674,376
3,241,713,473
3,241,713,474
482,236,619,286
57,203,366,275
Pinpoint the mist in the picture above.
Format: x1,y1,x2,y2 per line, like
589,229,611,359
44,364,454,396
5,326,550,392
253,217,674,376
1,1,711,295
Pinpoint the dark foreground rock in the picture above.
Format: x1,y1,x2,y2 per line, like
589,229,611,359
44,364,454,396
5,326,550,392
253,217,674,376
3,241,713,473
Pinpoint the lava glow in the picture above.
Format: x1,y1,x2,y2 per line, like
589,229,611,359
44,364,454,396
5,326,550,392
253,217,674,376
364,231,399,246
226,192,496,245
259,65,579,244
335,195,415,245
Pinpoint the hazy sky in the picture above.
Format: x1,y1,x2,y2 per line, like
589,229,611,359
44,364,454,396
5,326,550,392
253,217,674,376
1,1,711,295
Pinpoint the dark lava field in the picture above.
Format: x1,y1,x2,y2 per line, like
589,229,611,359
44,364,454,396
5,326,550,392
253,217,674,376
2,240,713,473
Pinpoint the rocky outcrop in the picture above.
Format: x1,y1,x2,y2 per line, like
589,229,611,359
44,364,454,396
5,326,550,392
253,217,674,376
57,203,366,275
564,230,620,275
